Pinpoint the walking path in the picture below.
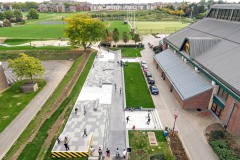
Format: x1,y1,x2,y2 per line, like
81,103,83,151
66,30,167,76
140,35,220,160
0,61,72,159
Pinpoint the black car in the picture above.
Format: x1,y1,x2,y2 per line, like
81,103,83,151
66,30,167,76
145,71,152,77
149,85,159,95
147,77,155,84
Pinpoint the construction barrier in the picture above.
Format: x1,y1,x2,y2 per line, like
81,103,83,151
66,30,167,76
51,151,89,158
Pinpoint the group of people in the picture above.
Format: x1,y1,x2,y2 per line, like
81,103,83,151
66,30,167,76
74,106,86,115
90,146,127,158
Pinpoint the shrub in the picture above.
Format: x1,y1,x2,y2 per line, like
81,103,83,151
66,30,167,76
129,150,149,160
150,154,167,160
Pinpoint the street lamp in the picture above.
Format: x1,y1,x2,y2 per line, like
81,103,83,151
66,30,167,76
172,113,178,133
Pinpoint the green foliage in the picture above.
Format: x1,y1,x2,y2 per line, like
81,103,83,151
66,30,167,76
112,29,119,45
4,10,14,21
27,9,39,19
3,19,11,27
25,2,39,10
134,34,141,44
17,53,96,160
124,63,154,108
130,150,149,160
64,14,106,51
122,31,129,44
13,9,23,22
8,53,45,82
0,79,46,133
0,12,5,21
150,154,167,160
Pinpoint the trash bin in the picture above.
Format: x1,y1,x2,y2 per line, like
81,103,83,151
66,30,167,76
164,130,168,137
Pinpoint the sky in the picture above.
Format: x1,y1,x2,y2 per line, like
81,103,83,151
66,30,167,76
1,0,240,3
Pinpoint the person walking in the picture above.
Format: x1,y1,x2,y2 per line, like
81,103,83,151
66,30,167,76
116,148,120,158
123,149,127,159
84,106,86,115
147,117,151,125
64,142,70,151
90,146,95,156
82,128,87,137
120,87,122,94
98,147,102,157
114,83,117,90
56,137,60,144
126,116,129,123
106,148,110,157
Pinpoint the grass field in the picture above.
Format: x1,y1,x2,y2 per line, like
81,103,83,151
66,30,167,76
104,21,130,39
0,79,46,133
128,130,175,159
121,48,143,57
124,63,154,108
136,21,189,34
0,46,70,50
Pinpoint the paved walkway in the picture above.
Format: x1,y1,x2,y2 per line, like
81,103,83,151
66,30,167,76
0,61,72,159
141,35,220,160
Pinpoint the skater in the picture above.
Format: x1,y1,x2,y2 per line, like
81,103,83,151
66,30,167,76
126,116,129,123
116,148,120,158
82,128,88,137
75,107,78,114
84,106,86,115
98,147,102,157
147,117,151,125
106,148,110,157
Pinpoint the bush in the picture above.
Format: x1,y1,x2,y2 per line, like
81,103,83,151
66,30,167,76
150,154,167,160
117,44,144,48
210,131,225,140
129,150,149,160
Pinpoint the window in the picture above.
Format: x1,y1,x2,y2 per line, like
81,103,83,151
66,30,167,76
217,87,229,101
211,102,222,117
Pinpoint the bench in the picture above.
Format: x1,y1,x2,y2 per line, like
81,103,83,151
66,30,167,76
94,99,99,111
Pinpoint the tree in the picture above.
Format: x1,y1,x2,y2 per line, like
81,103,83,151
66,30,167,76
8,53,45,83
122,32,129,44
64,14,106,52
133,34,141,44
14,9,23,22
0,12,5,21
4,10,14,21
25,2,38,10
112,31,119,46
113,28,119,36
3,19,11,27
27,9,39,19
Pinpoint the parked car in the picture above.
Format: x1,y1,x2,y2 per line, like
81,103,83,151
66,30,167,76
147,77,155,84
145,71,152,77
142,64,149,72
141,61,147,67
149,85,159,95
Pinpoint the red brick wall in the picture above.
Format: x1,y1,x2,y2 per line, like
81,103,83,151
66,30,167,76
182,89,213,109
172,87,184,107
222,95,240,136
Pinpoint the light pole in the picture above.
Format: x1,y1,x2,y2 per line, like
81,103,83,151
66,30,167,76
172,113,178,133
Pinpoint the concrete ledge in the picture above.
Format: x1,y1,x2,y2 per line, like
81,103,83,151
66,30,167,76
20,83,38,93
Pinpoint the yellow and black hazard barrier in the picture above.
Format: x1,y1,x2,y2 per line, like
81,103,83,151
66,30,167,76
51,151,89,158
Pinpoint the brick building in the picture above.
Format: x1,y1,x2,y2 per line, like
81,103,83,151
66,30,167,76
154,4,240,136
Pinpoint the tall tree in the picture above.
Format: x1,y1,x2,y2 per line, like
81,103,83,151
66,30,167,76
25,2,38,10
112,31,119,46
113,28,119,36
8,53,45,83
14,9,23,22
122,32,129,44
64,14,106,52
133,34,141,44
4,10,14,21
27,8,39,19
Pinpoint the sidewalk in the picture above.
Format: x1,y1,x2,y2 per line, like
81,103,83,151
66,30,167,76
140,35,219,160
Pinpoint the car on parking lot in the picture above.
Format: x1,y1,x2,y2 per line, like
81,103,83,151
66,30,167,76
147,77,155,84
145,71,152,77
149,85,159,95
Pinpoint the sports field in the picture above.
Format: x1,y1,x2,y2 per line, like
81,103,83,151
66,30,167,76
136,21,189,34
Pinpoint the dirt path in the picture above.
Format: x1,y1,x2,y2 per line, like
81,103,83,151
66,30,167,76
9,53,90,160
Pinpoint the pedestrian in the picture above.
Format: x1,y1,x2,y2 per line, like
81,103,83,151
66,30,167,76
123,149,127,159
116,148,120,158
84,106,86,115
106,148,110,157
64,142,70,151
75,107,78,114
114,83,117,90
108,49,109,52
147,111,150,118
57,137,60,144
98,147,102,157
82,128,87,137
90,146,95,155
120,87,122,94
92,64,94,68
126,116,129,123
147,117,151,125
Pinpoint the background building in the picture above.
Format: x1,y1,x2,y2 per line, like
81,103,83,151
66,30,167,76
154,4,240,136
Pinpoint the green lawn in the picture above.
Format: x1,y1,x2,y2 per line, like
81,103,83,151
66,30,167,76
0,79,46,133
121,48,143,57
104,21,130,39
3,39,43,45
124,63,154,108
0,46,70,50
129,130,175,160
